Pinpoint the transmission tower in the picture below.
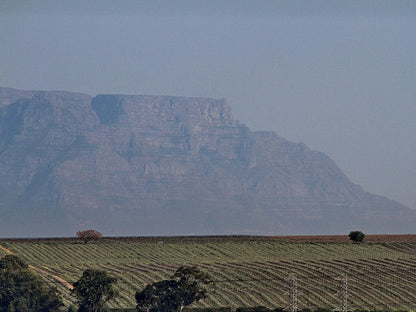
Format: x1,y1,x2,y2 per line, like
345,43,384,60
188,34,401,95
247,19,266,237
288,274,298,312
338,275,348,312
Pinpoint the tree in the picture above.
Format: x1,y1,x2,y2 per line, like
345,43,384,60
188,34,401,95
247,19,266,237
136,279,181,312
135,282,157,312
0,254,63,312
76,230,103,244
136,266,212,312
348,231,365,243
172,266,212,312
71,269,118,312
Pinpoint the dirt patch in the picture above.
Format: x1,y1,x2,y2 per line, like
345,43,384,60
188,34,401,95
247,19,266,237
29,265,73,290
0,244,14,254
0,244,73,289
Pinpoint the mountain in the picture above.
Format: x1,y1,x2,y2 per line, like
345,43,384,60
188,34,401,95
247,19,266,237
0,87,415,237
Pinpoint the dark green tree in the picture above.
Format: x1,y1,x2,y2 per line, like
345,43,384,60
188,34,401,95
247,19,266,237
0,254,63,312
71,269,118,312
136,266,212,312
172,266,212,312
136,280,181,312
348,231,365,243
135,282,157,312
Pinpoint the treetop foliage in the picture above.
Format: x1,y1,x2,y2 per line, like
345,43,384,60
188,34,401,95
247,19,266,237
0,254,63,312
0,253,28,270
172,266,212,285
71,269,118,312
136,266,213,312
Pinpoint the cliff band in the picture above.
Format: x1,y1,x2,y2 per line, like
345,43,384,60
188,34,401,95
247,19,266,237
0,87,414,237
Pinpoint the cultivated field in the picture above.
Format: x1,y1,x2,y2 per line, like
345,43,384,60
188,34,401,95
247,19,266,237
1,235,416,310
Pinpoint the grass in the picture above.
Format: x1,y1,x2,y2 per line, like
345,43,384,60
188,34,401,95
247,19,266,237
1,236,416,310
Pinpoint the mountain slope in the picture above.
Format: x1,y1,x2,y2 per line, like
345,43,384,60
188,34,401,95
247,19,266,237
0,88,414,237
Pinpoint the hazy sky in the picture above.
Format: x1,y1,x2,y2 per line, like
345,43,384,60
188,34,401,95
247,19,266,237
1,1,415,210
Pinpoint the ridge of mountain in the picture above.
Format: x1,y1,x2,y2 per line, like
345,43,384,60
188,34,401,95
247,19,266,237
0,87,414,237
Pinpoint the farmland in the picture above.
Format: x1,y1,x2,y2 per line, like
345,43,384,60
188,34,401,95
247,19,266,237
1,235,416,310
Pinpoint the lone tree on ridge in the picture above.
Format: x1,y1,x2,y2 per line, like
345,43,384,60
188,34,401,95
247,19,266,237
76,230,103,244
348,231,365,243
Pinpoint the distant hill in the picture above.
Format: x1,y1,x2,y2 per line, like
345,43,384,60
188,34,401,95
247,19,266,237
0,87,415,237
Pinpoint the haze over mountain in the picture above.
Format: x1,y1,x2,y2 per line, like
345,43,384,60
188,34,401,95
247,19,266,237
0,87,415,237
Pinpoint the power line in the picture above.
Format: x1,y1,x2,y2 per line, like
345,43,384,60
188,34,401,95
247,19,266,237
337,275,348,312
288,274,298,312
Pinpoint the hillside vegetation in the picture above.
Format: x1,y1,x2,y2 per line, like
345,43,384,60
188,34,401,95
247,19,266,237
1,236,416,310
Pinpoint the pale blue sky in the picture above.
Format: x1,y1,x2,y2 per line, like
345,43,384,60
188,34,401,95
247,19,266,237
1,1,415,210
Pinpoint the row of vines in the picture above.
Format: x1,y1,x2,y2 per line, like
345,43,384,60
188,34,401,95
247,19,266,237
1,239,416,310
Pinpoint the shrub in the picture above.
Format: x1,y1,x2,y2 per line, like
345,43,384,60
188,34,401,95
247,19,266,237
348,231,365,243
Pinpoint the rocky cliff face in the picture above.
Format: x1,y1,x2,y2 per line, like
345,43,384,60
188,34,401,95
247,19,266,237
0,87,415,237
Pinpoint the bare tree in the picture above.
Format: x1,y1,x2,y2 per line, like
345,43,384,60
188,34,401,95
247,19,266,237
76,230,103,244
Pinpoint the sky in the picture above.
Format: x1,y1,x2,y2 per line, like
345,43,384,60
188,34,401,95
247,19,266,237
1,0,415,210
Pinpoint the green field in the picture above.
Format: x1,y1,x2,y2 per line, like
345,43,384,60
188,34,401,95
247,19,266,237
1,236,416,310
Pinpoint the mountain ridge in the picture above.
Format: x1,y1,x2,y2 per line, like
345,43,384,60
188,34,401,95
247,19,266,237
0,87,414,237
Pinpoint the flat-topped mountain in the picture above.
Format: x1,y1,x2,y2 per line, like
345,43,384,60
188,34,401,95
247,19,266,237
0,87,414,237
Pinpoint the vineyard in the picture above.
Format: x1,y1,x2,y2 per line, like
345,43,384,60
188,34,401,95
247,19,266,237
1,235,416,310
